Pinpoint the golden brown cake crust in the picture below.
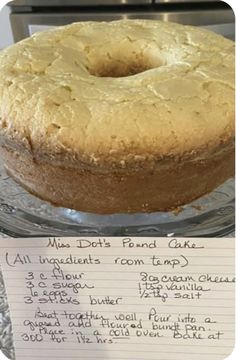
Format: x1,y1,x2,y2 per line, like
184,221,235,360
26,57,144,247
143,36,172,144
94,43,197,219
0,20,234,168
1,144,234,214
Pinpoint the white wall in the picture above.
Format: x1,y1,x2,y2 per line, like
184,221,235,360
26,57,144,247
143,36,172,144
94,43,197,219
0,4,14,49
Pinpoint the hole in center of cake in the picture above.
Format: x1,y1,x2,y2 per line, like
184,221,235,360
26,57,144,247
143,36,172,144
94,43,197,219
90,55,164,78
91,62,151,77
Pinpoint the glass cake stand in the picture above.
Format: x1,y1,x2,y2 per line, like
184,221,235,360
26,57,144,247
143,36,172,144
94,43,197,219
0,157,234,238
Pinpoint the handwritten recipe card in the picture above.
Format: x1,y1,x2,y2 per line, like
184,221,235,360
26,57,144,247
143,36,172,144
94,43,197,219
0,237,234,360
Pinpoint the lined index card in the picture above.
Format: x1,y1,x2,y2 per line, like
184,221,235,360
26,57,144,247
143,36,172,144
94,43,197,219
0,237,234,360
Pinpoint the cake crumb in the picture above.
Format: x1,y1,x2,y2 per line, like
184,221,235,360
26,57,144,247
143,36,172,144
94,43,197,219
191,205,203,211
172,206,183,216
